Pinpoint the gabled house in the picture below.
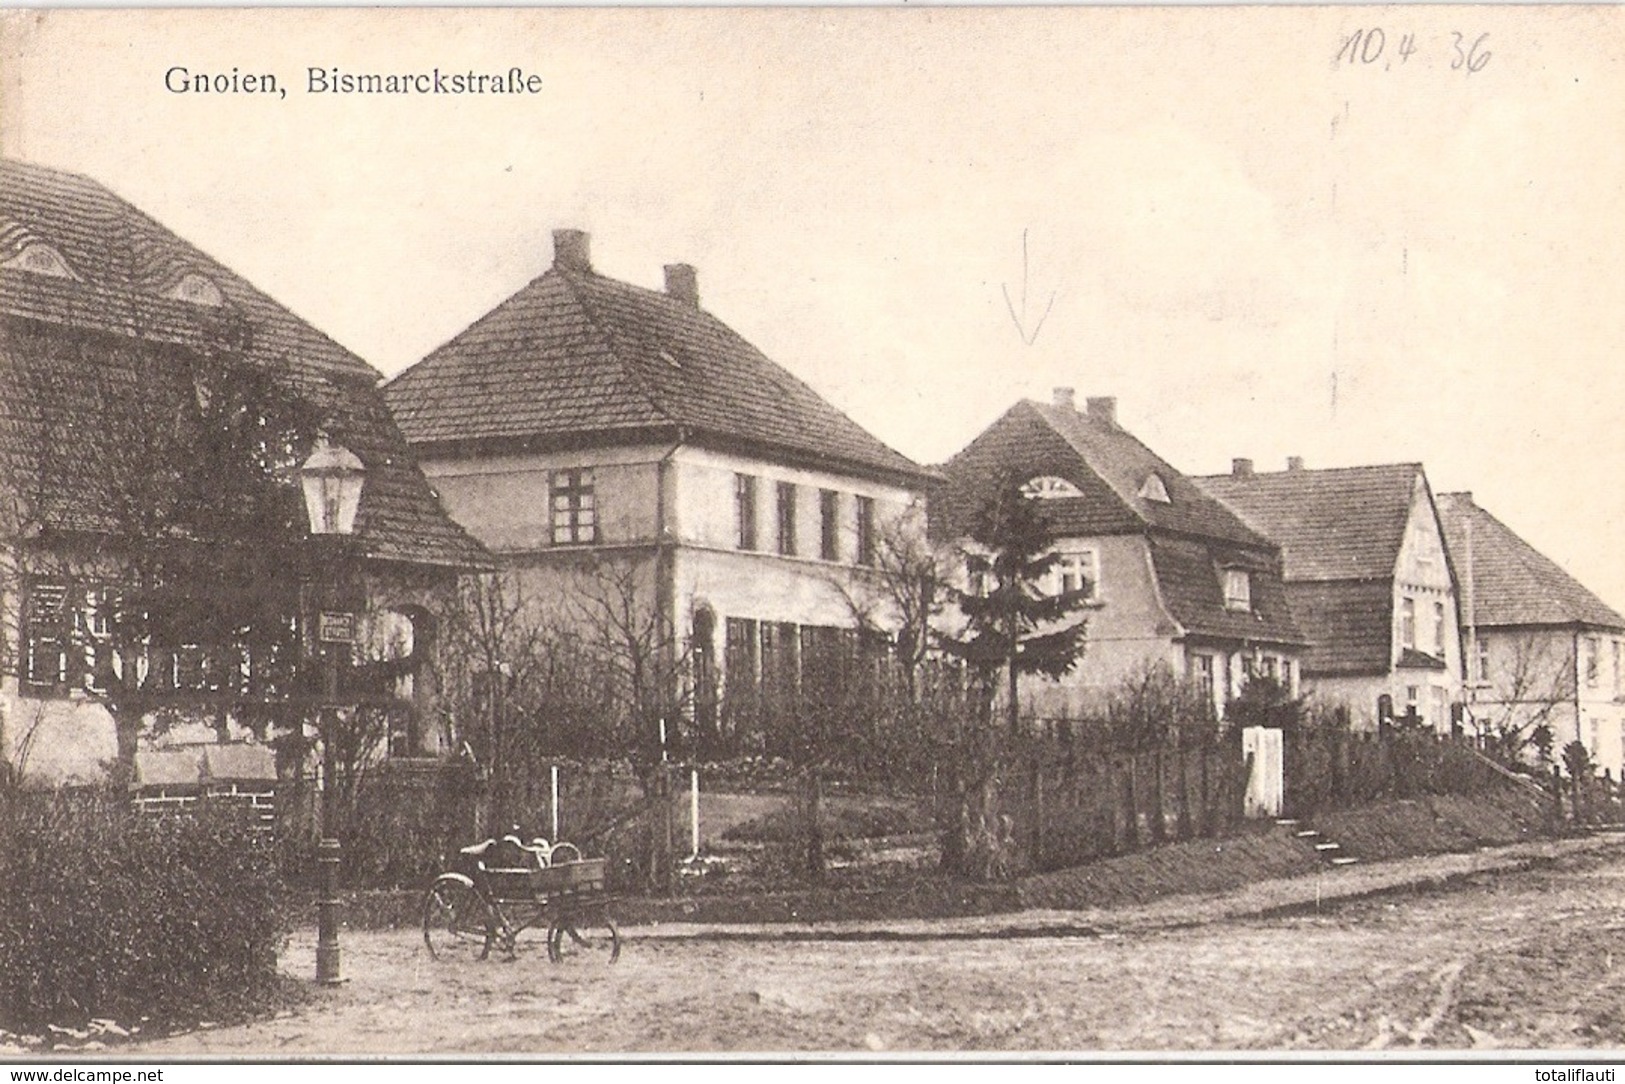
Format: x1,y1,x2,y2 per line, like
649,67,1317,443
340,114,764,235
0,159,489,786
1197,459,1464,731
1438,492,1625,776
933,390,1305,720
383,230,938,752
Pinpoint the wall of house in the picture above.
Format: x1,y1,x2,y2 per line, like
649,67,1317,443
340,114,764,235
423,440,931,718
1574,629,1625,778
0,677,119,786
1014,533,1177,718
1468,626,1625,778
1391,480,1464,721
418,444,669,555
671,445,926,689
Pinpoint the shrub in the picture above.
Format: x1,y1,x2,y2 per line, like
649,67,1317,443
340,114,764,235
0,790,287,1034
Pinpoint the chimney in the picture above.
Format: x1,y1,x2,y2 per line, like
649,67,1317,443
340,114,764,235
1232,458,1254,478
1287,456,1305,471
664,263,699,307
1052,387,1076,411
1086,396,1117,427
552,229,591,272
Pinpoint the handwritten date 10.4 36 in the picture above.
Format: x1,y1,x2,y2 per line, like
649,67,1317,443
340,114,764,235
1335,29,1492,75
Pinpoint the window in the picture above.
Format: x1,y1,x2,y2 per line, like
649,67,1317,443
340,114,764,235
23,581,71,687
735,474,758,551
1433,601,1447,657
168,273,223,306
1190,653,1216,708
1615,641,1623,697
24,580,121,693
1406,685,1419,718
1223,568,1251,611
855,495,875,566
1053,550,1099,602
819,490,839,561
966,555,989,598
1585,636,1600,688
723,617,761,724
1414,520,1435,564
1020,475,1083,499
776,482,797,557
2,242,77,279
549,469,596,545
1401,598,1416,650
1475,638,1491,684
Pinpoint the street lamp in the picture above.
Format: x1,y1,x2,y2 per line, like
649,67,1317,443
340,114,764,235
298,435,366,986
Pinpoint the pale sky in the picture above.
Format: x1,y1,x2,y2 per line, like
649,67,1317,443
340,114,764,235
4,7,1623,610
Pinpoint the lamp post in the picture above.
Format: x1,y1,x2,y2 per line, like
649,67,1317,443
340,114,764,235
298,435,366,987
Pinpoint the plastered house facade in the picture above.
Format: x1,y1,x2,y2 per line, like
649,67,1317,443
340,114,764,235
933,391,1306,721
1439,492,1625,776
1198,460,1464,731
384,231,936,750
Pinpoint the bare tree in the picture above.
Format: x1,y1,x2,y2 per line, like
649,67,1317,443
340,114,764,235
573,559,692,777
831,515,951,705
1470,632,1575,765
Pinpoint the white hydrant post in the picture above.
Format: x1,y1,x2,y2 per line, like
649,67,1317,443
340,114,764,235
550,763,560,842
690,767,700,858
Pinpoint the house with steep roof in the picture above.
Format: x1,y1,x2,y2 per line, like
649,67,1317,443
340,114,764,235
1197,459,1463,731
933,390,1305,720
0,159,489,786
383,230,938,754
1439,492,1625,776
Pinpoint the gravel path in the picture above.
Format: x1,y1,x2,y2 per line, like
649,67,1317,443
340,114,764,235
129,832,1625,1055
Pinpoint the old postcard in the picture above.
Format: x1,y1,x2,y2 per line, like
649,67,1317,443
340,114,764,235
1,5,1622,1060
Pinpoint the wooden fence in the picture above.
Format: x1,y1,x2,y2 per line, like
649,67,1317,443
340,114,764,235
999,729,1251,873
1281,726,1514,818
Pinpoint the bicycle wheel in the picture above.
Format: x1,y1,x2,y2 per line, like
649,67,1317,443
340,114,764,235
546,912,620,964
422,876,494,961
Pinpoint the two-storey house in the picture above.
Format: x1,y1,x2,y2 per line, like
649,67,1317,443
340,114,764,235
1198,460,1464,731
0,159,489,787
383,230,937,752
933,391,1305,721
1439,492,1625,776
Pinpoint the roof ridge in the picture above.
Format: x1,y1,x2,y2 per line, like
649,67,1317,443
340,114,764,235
1474,501,1623,626
1023,400,1145,524
554,268,679,431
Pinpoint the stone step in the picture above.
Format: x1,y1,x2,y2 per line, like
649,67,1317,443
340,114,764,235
1314,842,1342,852
1329,856,1360,866
1295,830,1321,838
1275,818,1300,827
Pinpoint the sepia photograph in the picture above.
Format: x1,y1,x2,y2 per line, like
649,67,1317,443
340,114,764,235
1,4,1623,1059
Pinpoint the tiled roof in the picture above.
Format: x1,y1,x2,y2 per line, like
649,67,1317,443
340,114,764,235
0,159,489,570
1148,535,1304,646
383,253,934,487
1285,579,1394,676
934,400,1270,547
1196,463,1424,582
935,398,1302,648
1438,492,1624,631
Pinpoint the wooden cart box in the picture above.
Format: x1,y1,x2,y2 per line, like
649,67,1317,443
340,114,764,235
529,857,607,895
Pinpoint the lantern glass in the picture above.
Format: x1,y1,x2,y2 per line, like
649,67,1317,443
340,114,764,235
298,438,366,536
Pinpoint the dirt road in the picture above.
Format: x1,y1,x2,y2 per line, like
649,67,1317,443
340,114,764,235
139,843,1625,1055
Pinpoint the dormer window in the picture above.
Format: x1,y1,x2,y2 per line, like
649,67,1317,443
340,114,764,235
168,273,223,306
1138,473,1171,503
1021,475,1083,499
1223,568,1251,611
2,242,78,280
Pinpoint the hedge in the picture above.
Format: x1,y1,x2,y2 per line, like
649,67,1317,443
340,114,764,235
0,790,287,1034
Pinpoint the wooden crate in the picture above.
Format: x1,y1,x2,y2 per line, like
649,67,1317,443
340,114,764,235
530,857,607,894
